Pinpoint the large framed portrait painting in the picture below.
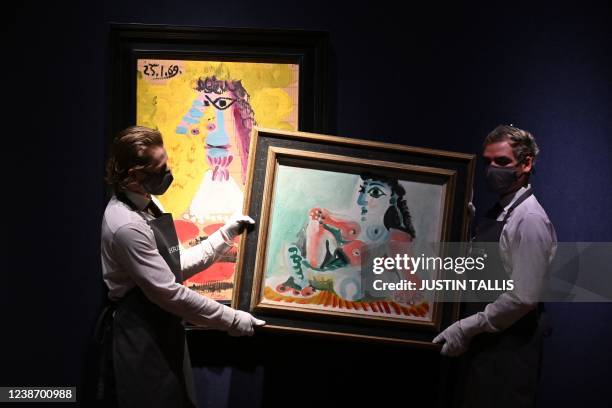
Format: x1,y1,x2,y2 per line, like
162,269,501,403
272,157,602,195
109,25,329,302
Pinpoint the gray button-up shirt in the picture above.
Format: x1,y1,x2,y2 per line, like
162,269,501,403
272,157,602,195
464,185,557,335
101,189,236,329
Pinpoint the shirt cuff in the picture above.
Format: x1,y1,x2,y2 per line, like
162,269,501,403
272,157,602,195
219,304,237,329
207,229,234,253
460,313,489,338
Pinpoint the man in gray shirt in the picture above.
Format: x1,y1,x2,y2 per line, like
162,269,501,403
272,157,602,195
98,126,264,407
433,125,557,407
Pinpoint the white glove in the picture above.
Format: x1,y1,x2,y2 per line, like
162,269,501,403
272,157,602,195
228,310,266,337
468,201,476,219
467,188,476,219
432,314,483,357
220,214,256,241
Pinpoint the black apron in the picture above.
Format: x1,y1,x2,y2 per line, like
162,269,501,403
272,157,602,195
95,193,197,407
460,187,547,408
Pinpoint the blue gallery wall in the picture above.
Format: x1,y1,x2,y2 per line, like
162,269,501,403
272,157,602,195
3,1,611,407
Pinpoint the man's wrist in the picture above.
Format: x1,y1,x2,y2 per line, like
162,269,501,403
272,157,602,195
220,304,237,330
218,228,234,245
459,313,486,338
207,229,234,252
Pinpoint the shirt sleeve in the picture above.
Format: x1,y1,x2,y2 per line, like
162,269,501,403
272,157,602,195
463,212,555,335
113,222,236,329
179,229,234,281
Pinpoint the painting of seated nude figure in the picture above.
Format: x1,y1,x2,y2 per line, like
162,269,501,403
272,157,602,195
260,164,448,323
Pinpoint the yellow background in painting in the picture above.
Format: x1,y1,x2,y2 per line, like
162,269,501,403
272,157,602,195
136,60,299,216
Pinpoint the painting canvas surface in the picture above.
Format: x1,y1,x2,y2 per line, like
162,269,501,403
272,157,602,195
136,59,299,300
261,164,447,322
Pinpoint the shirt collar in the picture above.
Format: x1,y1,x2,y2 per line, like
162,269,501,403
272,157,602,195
121,189,151,211
499,184,531,211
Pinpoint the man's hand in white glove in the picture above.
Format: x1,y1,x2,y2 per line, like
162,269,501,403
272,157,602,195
220,214,256,241
433,314,483,357
228,310,266,337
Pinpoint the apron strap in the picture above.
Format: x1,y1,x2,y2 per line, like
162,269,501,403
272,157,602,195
115,190,160,219
115,190,182,281
146,199,164,218
93,303,116,345
115,190,139,211
502,187,533,223
93,302,117,402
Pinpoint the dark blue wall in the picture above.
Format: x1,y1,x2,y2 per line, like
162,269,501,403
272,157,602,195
4,1,611,407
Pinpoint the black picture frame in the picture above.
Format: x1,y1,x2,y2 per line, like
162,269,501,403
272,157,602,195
235,127,476,346
107,23,330,305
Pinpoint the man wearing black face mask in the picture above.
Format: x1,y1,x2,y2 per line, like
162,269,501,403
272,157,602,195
96,126,265,407
433,125,557,407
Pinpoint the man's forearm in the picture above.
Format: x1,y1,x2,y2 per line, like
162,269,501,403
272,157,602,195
180,229,234,280
477,292,536,333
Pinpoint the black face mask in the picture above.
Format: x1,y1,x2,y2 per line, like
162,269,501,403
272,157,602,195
485,165,519,194
142,168,174,195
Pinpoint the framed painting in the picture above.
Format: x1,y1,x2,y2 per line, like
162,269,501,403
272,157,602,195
109,24,329,303
234,128,476,345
